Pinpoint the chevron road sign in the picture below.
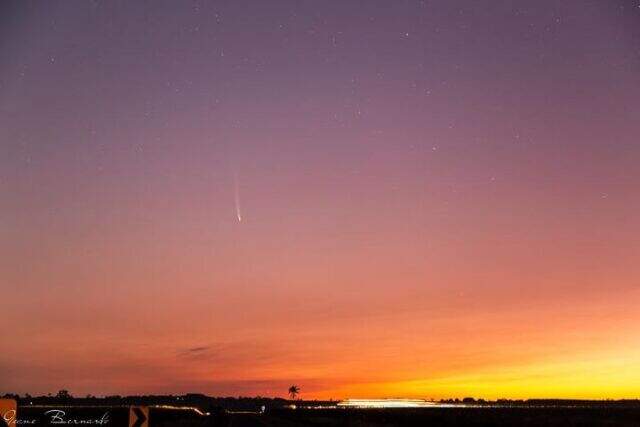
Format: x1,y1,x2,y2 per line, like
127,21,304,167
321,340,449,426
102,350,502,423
129,405,149,427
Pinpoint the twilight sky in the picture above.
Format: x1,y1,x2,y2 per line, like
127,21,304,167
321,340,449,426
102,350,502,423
2,0,640,399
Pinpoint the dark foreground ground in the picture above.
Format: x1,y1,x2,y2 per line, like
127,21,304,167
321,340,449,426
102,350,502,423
228,407,640,427
13,406,640,426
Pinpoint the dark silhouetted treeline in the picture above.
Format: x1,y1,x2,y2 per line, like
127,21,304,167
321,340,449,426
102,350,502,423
3,391,336,412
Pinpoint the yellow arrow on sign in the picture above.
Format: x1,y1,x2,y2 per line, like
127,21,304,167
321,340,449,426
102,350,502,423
0,399,17,427
129,406,149,427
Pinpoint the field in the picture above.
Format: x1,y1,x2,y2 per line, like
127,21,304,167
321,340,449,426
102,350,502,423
13,405,640,426
229,407,640,427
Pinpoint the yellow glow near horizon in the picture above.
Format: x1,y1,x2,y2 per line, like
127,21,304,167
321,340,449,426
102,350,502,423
315,348,640,400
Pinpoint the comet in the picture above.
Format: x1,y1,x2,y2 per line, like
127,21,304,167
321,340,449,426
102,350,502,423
234,173,242,222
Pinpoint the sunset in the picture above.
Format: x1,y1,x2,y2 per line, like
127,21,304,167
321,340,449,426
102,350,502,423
2,0,640,425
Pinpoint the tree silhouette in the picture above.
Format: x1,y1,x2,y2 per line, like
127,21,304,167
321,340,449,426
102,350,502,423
288,385,300,400
56,390,72,400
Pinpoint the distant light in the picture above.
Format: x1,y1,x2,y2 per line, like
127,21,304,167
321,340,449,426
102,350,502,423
337,399,435,409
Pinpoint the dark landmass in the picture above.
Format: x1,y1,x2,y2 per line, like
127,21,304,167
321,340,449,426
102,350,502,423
4,392,640,426
6,391,640,411
256,407,640,427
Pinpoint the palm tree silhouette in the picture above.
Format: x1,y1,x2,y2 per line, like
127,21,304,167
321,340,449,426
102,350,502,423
288,385,300,400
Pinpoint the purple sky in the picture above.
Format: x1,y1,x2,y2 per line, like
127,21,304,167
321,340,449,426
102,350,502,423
2,0,640,399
